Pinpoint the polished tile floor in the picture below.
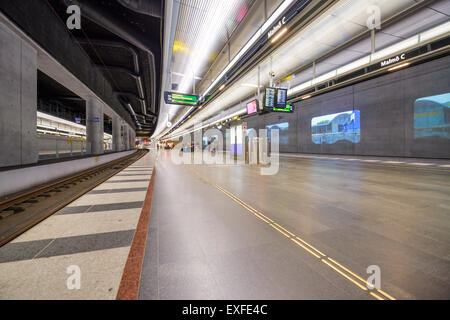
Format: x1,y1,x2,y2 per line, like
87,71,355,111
0,152,155,299
139,151,450,300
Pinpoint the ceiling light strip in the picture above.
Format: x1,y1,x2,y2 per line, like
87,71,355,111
288,21,450,97
201,0,295,99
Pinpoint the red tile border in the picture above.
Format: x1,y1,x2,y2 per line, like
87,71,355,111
116,168,156,300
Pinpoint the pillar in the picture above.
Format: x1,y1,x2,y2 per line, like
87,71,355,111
129,127,135,150
86,97,104,155
0,20,38,167
122,121,129,151
112,114,121,152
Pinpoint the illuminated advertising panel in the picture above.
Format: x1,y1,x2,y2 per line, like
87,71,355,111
246,100,258,115
311,110,360,144
414,93,450,139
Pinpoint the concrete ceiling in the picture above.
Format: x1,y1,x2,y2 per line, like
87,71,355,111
46,0,164,137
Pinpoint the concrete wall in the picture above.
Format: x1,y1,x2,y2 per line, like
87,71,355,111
86,98,104,155
0,0,135,128
0,150,137,198
244,55,450,159
0,19,38,167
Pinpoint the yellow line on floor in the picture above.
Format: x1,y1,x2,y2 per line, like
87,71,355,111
190,167,396,301
370,292,385,300
321,259,368,292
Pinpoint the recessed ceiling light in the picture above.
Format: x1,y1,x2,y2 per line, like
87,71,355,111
388,62,410,72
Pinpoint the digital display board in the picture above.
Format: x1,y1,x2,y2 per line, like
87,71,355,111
264,88,276,108
311,110,360,144
414,93,450,140
276,88,287,108
164,91,198,106
246,100,258,115
273,104,293,113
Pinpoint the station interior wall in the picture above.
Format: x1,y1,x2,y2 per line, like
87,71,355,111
244,55,450,159
38,135,86,156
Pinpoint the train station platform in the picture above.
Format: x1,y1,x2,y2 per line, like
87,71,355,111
0,151,155,299
139,151,450,300
0,150,449,300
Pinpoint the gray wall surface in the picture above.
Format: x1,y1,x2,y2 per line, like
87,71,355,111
244,55,450,159
0,19,38,167
0,0,135,128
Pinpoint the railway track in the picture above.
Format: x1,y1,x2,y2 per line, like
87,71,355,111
0,150,149,247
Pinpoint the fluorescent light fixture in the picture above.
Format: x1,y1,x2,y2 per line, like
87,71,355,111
271,27,288,44
38,124,58,130
242,83,263,88
388,62,410,71
169,0,296,137
301,94,312,100
371,36,418,62
37,111,86,130
419,20,450,43
167,15,450,141
288,80,312,95
312,70,337,85
288,21,450,99
201,0,295,98
337,56,371,75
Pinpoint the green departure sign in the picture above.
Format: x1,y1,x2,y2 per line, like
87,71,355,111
273,104,294,113
164,91,199,106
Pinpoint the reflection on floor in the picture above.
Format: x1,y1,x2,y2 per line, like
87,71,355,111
140,151,450,300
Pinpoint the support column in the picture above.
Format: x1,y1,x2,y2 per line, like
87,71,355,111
86,97,104,155
123,122,129,150
129,127,135,150
0,20,38,167
112,114,121,152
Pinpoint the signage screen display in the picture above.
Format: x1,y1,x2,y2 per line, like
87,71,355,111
276,88,287,108
246,100,258,115
273,104,293,113
164,91,198,106
414,93,450,140
311,110,361,144
264,88,276,108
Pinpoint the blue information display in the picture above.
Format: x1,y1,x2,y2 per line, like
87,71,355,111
264,88,276,108
276,88,287,108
